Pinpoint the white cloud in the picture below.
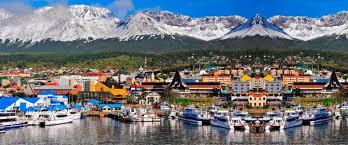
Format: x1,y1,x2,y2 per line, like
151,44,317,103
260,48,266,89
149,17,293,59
109,0,134,18
0,0,33,16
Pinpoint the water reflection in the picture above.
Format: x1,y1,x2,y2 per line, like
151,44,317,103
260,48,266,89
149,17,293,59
0,117,348,145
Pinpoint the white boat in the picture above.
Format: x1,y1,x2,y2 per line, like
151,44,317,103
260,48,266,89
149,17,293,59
208,106,219,115
293,106,305,116
68,109,82,120
38,111,73,126
266,110,302,130
126,108,161,122
230,116,250,130
259,111,282,123
179,106,211,125
210,110,234,129
339,104,348,117
0,112,27,130
25,111,47,125
302,107,331,125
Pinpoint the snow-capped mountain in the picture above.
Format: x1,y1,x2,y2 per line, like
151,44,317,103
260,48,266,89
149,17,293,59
114,11,246,41
269,11,348,41
0,5,119,42
222,14,292,40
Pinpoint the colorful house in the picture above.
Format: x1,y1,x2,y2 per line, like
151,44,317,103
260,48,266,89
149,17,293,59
95,82,127,97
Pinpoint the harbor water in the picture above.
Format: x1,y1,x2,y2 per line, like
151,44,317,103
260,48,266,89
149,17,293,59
1,117,348,145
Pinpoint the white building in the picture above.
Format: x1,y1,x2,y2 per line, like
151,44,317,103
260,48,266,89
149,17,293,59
57,75,99,91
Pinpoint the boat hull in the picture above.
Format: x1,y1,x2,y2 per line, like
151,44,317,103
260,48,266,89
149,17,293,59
210,119,233,129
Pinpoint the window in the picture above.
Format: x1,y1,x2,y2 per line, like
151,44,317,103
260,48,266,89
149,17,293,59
259,103,261,106
254,103,256,106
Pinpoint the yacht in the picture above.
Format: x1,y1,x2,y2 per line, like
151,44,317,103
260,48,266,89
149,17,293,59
230,115,250,130
259,111,282,123
210,110,234,129
38,111,73,126
293,106,305,116
68,108,82,120
302,107,331,125
0,112,27,130
179,106,211,125
339,103,348,117
126,108,161,122
266,110,302,130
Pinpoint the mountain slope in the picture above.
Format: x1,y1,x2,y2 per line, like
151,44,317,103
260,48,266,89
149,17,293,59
269,11,348,41
0,5,120,42
222,14,292,40
114,11,246,41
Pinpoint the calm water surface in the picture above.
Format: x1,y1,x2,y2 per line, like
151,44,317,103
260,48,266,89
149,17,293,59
1,117,348,145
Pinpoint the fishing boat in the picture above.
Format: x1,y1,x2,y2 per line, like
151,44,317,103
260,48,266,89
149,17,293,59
302,107,331,125
210,110,234,129
339,103,348,117
38,111,73,126
266,110,302,130
0,112,27,130
179,106,210,125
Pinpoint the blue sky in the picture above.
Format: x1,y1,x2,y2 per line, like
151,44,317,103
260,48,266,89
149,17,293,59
4,0,348,18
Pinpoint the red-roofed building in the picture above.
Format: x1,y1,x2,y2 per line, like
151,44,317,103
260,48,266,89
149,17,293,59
83,72,107,82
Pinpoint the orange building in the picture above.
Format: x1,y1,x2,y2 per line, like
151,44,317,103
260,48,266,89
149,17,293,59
202,74,231,86
282,74,311,86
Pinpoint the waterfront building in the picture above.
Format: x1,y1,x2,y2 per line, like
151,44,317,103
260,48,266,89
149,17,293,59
37,91,68,106
0,97,45,111
94,82,127,97
248,92,267,107
98,104,124,112
292,70,347,97
139,92,161,106
201,74,232,86
33,85,76,95
282,74,311,86
57,75,99,91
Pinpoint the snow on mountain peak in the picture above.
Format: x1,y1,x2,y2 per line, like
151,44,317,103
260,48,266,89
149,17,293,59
0,5,120,42
114,10,246,41
222,14,292,40
269,11,348,41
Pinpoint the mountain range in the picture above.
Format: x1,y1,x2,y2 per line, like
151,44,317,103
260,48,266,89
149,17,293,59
0,5,347,53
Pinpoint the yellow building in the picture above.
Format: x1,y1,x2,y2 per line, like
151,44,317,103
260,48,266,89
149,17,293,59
263,75,274,82
95,82,127,97
240,75,252,82
248,92,267,107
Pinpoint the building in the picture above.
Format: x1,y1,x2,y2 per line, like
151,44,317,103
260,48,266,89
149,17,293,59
248,92,267,107
33,85,76,95
282,74,311,86
57,75,99,91
202,74,231,86
83,72,107,82
292,70,347,97
140,92,161,106
37,91,68,106
94,82,127,97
